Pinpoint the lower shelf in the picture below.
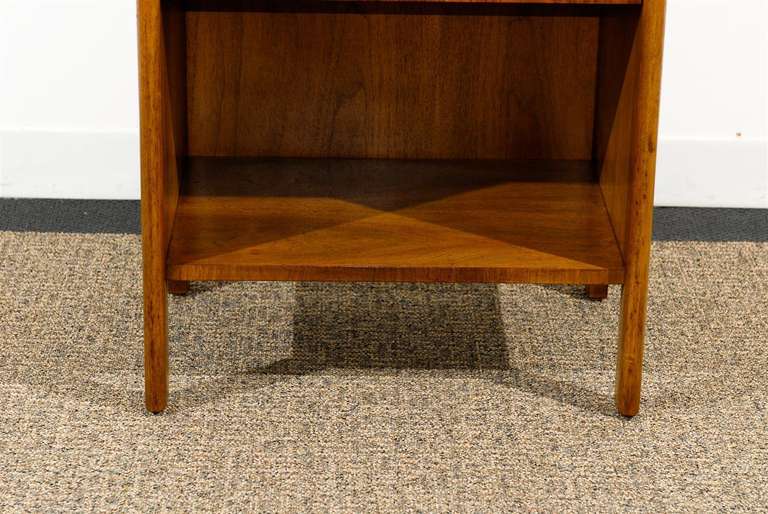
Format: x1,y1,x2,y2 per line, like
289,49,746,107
166,157,624,284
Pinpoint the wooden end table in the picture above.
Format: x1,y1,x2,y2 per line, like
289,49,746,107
138,0,666,416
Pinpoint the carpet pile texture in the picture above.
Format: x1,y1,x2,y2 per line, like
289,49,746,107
1,231,766,511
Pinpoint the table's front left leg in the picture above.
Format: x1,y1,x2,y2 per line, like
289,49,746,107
144,276,169,414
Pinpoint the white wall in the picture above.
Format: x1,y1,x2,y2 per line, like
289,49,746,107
1,0,766,206
0,0,139,199
655,0,768,207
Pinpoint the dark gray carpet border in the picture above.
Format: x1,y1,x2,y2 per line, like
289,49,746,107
0,199,766,241
0,199,141,235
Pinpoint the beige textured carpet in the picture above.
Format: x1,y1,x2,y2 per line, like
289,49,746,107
1,231,766,511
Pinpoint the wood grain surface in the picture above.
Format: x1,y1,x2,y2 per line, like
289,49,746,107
139,0,664,416
138,0,187,414
186,12,599,160
167,158,625,284
592,0,665,416
183,0,642,10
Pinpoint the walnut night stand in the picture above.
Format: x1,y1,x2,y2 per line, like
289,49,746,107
138,0,666,415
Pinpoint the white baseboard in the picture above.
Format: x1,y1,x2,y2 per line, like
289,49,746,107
1,130,766,208
0,129,140,199
655,137,768,208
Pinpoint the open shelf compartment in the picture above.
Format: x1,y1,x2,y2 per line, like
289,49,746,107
166,158,624,284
